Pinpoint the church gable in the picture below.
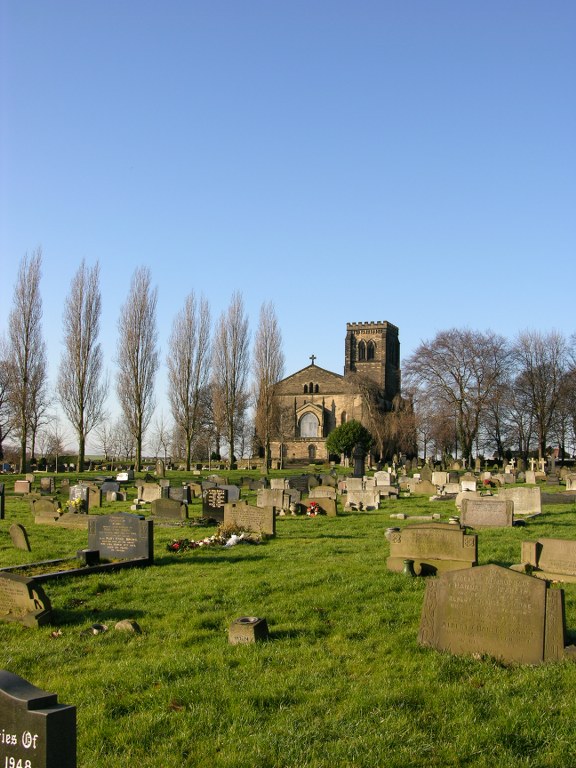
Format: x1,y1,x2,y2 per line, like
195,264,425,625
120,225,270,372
275,363,349,396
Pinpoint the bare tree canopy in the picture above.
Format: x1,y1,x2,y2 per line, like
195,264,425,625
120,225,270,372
116,266,159,471
167,292,211,470
512,330,569,459
404,328,509,463
6,248,47,471
211,291,250,466
253,301,285,472
0,336,16,462
57,260,108,470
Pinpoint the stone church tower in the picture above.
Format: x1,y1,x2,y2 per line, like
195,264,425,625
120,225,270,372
267,320,401,464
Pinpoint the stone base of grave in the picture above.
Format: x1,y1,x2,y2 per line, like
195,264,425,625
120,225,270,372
387,557,475,576
228,616,269,644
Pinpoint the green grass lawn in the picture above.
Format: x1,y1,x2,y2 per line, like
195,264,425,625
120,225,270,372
1,472,576,767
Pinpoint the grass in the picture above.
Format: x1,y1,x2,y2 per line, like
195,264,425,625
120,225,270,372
2,471,576,767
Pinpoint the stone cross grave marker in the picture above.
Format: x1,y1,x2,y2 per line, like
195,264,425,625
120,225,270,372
0,573,52,627
418,564,566,665
0,669,76,767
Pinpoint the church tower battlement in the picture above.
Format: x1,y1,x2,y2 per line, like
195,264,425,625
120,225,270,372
344,320,400,403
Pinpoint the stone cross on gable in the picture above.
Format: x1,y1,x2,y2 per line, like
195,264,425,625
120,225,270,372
309,354,316,365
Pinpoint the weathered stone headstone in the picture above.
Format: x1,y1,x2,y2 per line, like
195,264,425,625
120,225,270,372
418,564,566,665
308,486,336,500
419,465,433,483
345,477,364,492
432,471,448,487
228,616,268,644
412,480,437,496
168,485,192,503
87,485,102,509
88,514,153,564
288,475,310,494
345,489,380,510
496,487,541,516
374,470,392,486
460,479,477,492
512,538,576,583
155,459,165,477
137,483,162,503
39,476,55,495
0,670,76,766
31,498,61,523
224,501,275,536
307,497,337,516
270,478,288,490
116,470,134,482
0,574,52,627
151,498,188,521
202,487,228,521
257,488,291,512
100,480,120,495
14,480,31,495
68,484,88,511
387,523,477,575
9,524,31,552
460,497,514,527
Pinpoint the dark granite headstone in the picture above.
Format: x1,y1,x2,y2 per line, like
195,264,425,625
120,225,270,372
9,524,31,552
100,481,120,495
0,574,52,627
202,487,228,521
0,670,76,767
88,514,153,564
418,564,566,665
168,485,192,503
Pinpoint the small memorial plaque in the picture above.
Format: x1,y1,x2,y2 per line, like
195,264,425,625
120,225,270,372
0,670,76,767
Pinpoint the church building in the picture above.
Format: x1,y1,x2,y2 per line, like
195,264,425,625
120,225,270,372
270,320,401,464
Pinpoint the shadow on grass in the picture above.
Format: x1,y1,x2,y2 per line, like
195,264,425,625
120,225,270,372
53,606,146,627
152,552,268,566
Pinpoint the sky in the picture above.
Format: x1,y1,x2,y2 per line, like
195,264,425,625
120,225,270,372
1,1,575,448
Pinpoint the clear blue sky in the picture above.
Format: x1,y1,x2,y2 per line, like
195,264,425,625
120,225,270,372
1,1,575,441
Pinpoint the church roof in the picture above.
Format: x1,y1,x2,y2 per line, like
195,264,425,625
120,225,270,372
274,362,352,395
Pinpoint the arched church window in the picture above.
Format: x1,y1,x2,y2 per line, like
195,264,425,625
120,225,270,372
308,444,316,460
303,384,308,394
341,411,347,425
367,341,375,360
358,341,366,361
299,412,319,438
315,384,319,393
309,382,314,393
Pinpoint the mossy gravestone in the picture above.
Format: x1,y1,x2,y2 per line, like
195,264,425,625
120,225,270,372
0,574,52,627
0,670,76,767
418,564,566,665
387,523,477,575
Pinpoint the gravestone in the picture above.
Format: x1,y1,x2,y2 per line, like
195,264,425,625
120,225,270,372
387,523,477,575
202,487,228,521
87,485,102,509
9,524,31,552
345,477,364,492
88,514,153,564
412,480,437,496
345,489,380,510
257,488,291,512
374,470,392,486
320,473,337,487
352,444,366,478
307,497,337,517
308,486,336,500
68,484,88,510
432,471,448,487
31,498,61,523
207,474,227,486
0,483,4,519
39,477,55,495
460,479,477,492
155,459,165,477
270,478,288,490
419,465,433,483
0,574,52,626
151,498,188,521
116,470,134,482
460,497,514,527
59,478,70,493
512,538,576,583
14,480,31,495
288,476,310,494
100,480,120,495
0,670,76,767
418,564,566,665
168,485,192,503
496,487,541,516
224,502,275,536
565,475,576,491
137,483,162,503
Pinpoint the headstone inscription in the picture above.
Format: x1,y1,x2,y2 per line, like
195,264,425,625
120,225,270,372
0,573,52,627
87,514,153,564
202,487,228,521
460,497,514,527
387,523,477,575
0,670,76,767
418,564,566,665
9,524,31,552
223,502,275,536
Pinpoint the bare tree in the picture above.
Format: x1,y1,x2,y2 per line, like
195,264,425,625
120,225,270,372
6,248,47,471
253,301,285,473
57,260,107,470
149,411,172,462
167,292,211,470
512,330,569,459
0,336,16,462
116,267,159,471
404,329,509,465
211,292,250,467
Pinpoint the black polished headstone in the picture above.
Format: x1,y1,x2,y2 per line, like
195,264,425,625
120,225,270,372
88,514,153,564
0,670,76,767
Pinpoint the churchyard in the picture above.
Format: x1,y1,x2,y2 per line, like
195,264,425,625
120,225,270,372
1,468,576,767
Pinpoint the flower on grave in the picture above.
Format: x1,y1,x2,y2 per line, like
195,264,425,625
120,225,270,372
166,522,259,553
69,497,84,512
306,501,325,517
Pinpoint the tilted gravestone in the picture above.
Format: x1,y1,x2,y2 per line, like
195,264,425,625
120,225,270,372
223,502,275,536
387,523,477,575
0,573,52,627
0,670,76,767
88,514,153,564
9,524,31,552
511,538,576,583
460,497,514,527
418,564,566,665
